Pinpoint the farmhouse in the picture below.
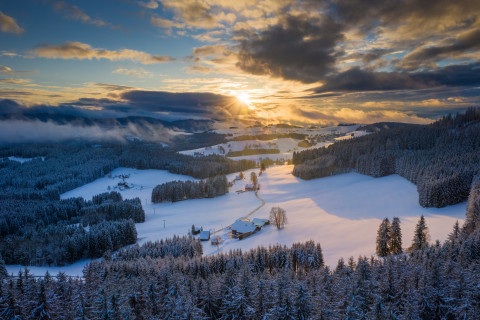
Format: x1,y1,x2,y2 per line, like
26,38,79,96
199,230,210,241
252,218,270,228
231,219,259,240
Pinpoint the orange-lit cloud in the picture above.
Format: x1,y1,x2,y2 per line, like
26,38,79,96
0,11,24,34
34,42,176,64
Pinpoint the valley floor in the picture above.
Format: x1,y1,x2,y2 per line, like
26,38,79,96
6,165,466,276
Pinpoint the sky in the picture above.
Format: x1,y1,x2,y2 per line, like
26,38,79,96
1,0,480,125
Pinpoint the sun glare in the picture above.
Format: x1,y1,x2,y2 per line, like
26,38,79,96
236,92,256,110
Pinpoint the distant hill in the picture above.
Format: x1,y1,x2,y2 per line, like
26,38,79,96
0,112,215,133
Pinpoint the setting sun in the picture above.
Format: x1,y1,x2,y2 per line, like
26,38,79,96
236,92,256,110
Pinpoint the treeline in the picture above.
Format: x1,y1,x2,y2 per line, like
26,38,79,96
231,132,307,141
152,176,228,203
293,107,480,208
3,230,480,319
227,148,280,157
1,219,137,266
0,143,256,202
0,192,143,266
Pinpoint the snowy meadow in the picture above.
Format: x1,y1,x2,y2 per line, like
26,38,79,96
7,165,465,276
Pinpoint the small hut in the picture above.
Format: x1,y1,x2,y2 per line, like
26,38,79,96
199,230,210,241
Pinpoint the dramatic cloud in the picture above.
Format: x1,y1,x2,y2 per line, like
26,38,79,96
34,42,175,64
237,14,344,83
53,1,110,27
315,63,480,93
0,11,24,34
119,90,249,119
400,28,480,70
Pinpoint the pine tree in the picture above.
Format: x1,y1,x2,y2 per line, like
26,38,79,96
0,254,8,279
389,217,403,254
448,220,461,243
411,215,429,251
376,218,391,257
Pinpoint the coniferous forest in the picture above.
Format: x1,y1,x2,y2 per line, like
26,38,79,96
2,228,480,319
293,108,480,208
0,143,256,266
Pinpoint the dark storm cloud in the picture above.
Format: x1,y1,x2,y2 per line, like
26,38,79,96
119,90,241,115
400,28,480,70
237,14,345,83
1,88,247,121
331,0,480,33
235,0,480,98
315,63,480,93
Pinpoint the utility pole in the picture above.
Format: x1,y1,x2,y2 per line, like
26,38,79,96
162,219,166,228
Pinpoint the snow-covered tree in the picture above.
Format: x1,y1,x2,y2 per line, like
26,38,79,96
389,217,403,254
411,215,429,251
376,218,391,257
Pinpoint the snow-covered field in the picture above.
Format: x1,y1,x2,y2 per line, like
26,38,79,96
7,165,466,276
6,156,45,163
180,125,362,162
180,138,332,162
334,130,370,141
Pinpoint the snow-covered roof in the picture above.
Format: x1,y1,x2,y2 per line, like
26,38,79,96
252,218,269,227
199,230,210,240
232,220,257,234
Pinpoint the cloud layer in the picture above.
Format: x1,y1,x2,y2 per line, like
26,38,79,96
34,42,175,64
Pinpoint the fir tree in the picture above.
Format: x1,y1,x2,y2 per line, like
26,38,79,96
389,217,403,254
411,215,429,251
376,218,391,257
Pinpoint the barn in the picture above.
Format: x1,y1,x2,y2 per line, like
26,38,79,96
231,219,259,240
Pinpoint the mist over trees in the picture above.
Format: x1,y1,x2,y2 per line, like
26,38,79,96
293,108,480,208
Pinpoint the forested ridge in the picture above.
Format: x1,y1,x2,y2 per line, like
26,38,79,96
293,107,480,208
0,143,256,266
2,227,480,319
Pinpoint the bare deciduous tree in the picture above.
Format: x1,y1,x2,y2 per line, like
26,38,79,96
270,207,287,229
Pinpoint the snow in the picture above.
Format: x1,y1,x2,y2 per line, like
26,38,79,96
7,156,45,163
5,259,91,278
180,138,332,162
9,165,466,276
334,130,370,141
232,219,258,233
199,230,210,241
252,218,269,227
61,167,197,201
181,125,362,162
207,166,465,267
